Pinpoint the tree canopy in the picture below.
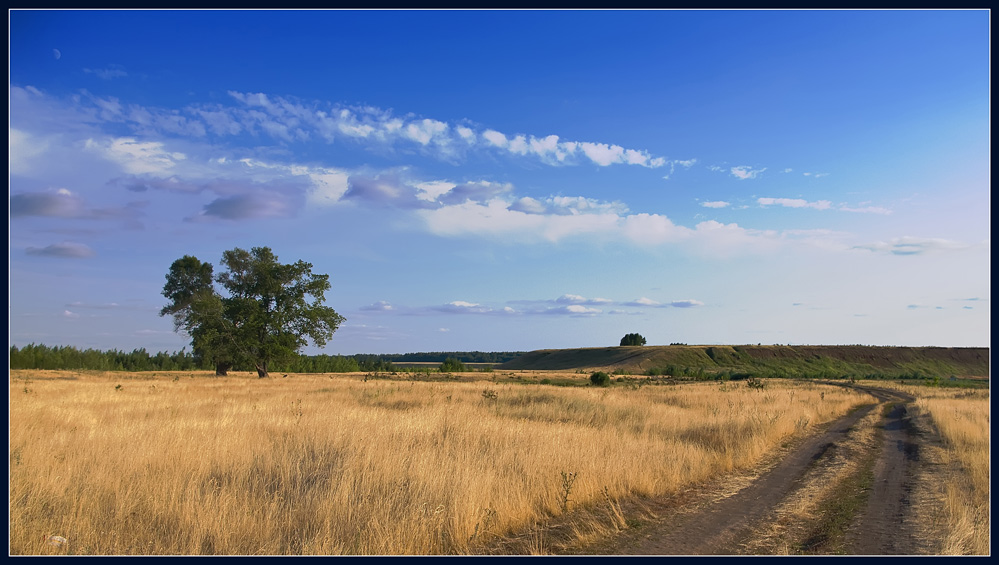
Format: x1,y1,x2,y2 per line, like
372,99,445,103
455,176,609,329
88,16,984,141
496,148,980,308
161,247,345,377
620,333,647,346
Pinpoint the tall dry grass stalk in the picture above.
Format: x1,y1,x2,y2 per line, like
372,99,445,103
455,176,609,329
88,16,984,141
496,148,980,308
10,372,867,555
890,384,989,555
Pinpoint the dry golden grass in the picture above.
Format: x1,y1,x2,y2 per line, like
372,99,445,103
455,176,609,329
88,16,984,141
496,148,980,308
10,371,869,555
878,382,990,555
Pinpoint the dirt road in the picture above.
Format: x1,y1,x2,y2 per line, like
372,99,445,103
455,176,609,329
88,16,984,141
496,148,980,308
570,384,943,556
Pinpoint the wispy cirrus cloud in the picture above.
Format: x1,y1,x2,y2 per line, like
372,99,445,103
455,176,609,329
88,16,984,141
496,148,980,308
700,200,730,208
838,204,892,215
83,65,128,79
731,165,767,180
758,196,891,215
852,237,972,255
37,86,677,171
758,197,832,210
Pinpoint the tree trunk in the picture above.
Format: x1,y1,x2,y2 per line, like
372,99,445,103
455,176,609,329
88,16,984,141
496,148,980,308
215,362,231,376
256,362,268,378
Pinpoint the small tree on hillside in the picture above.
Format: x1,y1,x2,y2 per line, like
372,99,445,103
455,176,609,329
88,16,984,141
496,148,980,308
620,333,647,346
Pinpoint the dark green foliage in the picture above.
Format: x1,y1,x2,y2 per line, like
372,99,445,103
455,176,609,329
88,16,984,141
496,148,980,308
440,357,467,372
590,371,611,386
620,333,647,346
9,343,202,371
161,247,345,378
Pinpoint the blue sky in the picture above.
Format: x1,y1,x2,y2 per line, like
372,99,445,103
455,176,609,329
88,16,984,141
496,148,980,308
9,9,990,355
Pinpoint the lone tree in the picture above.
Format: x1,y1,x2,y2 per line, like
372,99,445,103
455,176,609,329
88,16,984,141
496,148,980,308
620,333,647,346
161,247,345,377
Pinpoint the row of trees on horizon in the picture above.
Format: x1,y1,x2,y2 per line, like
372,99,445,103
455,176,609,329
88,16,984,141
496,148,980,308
8,343,524,373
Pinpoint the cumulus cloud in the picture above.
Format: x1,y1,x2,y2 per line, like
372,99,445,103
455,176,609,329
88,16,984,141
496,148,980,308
360,301,395,311
62,310,80,318
437,181,513,205
9,128,51,176
25,241,96,258
85,137,186,176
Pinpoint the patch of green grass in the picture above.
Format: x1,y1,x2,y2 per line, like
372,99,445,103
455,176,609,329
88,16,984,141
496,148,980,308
794,433,880,555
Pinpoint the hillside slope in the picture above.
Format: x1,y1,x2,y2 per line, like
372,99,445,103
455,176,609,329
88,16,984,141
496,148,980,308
498,345,989,378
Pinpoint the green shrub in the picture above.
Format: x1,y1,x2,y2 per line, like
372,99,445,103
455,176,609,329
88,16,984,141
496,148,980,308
440,357,467,372
590,371,611,386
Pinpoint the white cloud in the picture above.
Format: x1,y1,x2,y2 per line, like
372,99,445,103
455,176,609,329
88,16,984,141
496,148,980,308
670,299,704,308
62,310,80,318
403,118,449,146
555,294,613,305
579,142,625,166
9,128,51,176
85,137,186,176
415,180,457,202
563,304,601,315
361,301,395,312
621,213,692,245
758,197,832,210
701,200,730,208
303,168,350,207
482,129,508,148
627,297,661,307
731,166,766,180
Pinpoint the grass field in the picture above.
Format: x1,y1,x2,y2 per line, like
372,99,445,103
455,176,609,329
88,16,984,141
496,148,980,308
8,370,987,555
880,382,990,555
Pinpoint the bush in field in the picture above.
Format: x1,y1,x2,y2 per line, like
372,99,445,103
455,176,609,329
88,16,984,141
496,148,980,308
590,371,611,386
440,357,467,372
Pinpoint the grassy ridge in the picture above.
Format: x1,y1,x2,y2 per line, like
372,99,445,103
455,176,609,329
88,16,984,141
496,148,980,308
499,345,989,380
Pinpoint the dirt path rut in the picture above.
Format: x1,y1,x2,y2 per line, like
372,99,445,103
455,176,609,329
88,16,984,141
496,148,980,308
575,385,930,555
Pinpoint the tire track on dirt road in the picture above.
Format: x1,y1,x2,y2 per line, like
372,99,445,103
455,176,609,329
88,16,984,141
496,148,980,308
581,385,920,555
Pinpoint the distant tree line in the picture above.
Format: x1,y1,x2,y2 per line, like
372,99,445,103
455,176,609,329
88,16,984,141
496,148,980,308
376,351,524,364
8,343,522,373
